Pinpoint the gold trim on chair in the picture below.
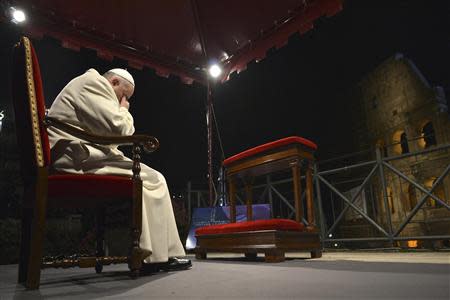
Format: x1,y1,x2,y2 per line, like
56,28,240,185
23,37,44,167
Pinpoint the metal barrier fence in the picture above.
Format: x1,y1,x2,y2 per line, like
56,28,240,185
184,143,450,248
316,143,450,247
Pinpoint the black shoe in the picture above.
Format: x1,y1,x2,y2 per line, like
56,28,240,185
158,257,192,272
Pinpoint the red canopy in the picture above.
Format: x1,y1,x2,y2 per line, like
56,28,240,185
10,0,343,84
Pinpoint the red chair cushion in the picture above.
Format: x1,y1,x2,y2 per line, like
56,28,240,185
195,219,305,236
48,174,133,199
223,136,317,166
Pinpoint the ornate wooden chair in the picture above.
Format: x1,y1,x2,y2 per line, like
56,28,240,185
195,137,322,262
12,36,159,289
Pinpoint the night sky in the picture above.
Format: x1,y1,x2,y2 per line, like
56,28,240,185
0,0,449,192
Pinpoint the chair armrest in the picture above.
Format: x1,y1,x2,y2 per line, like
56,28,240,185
43,116,159,153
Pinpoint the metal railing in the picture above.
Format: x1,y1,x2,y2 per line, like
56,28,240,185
315,143,450,247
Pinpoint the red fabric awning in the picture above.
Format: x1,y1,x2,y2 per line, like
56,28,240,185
8,0,343,84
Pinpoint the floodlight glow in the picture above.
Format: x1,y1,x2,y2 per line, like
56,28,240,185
328,233,333,238
11,7,26,23
208,64,222,78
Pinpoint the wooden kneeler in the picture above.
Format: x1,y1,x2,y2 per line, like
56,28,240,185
195,136,322,262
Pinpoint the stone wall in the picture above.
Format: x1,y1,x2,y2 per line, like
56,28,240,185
344,54,450,242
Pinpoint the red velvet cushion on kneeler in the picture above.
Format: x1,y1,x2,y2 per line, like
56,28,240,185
223,136,317,166
196,219,304,236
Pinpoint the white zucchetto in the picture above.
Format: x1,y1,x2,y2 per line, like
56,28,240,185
108,68,135,86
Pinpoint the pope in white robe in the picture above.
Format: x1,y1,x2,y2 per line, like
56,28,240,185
47,68,187,266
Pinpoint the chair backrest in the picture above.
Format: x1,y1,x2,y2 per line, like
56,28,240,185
12,37,51,183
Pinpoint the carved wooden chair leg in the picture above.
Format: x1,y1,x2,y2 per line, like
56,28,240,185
95,208,105,274
128,195,142,278
18,206,32,283
129,228,142,278
244,252,258,260
128,144,143,279
26,176,48,289
311,249,322,258
264,250,285,263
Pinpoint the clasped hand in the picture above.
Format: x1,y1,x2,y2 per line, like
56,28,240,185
120,97,130,110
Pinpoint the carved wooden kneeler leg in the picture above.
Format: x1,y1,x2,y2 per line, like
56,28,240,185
291,162,304,224
264,250,285,263
195,251,207,259
311,250,322,258
228,177,236,223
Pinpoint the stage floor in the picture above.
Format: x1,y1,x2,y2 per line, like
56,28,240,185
0,251,448,299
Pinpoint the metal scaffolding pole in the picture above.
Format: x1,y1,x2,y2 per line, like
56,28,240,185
376,147,394,245
206,81,214,206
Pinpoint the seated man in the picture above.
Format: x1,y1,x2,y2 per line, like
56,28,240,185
47,68,191,272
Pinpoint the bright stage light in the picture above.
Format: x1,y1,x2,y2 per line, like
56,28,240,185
208,64,222,78
10,7,26,24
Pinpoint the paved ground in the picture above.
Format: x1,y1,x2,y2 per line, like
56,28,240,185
0,251,448,299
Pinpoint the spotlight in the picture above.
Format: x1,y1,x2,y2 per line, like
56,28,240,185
208,64,222,78
10,7,26,24
328,233,333,238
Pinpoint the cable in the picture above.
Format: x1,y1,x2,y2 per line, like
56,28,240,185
211,101,226,160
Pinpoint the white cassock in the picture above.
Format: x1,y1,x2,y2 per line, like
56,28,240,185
47,69,185,263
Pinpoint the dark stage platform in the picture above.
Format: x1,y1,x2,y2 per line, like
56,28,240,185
0,252,448,299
